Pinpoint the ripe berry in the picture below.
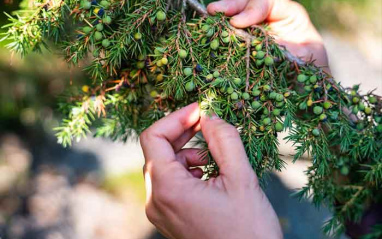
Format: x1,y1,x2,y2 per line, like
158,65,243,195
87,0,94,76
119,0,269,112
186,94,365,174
252,101,261,109
156,10,166,21
231,92,239,100
210,39,220,50
102,39,110,48
103,15,112,24
161,58,168,65
264,56,274,66
134,32,142,40
94,31,103,41
242,92,250,100
179,49,188,59
185,81,195,92
313,106,323,115
256,51,265,59
263,117,271,126
275,122,283,132
312,128,320,137
183,68,193,76
83,26,92,34
96,23,104,31
297,74,308,83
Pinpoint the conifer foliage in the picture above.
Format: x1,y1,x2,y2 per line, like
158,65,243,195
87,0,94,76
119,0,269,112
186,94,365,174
2,0,381,237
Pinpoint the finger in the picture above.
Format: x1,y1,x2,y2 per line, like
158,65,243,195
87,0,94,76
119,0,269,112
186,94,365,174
172,121,201,152
177,148,208,167
207,0,249,16
230,0,273,28
140,103,200,166
189,168,204,179
200,113,253,183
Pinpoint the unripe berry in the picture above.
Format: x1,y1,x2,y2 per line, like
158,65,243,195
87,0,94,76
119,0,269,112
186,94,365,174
255,44,262,51
297,74,308,83
352,97,360,104
233,78,242,85
213,71,220,78
82,1,92,10
136,61,145,69
369,96,377,104
183,68,193,76
319,114,327,121
252,89,261,96
307,99,313,107
100,0,110,9
264,56,274,66
299,102,307,110
210,39,220,50
263,117,271,126
256,51,265,59
276,94,284,102
231,92,239,100
275,122,283,132
161,57,168,65
314,106,323,115
309,75,317,84
83,26,92,34
221,31,229,37
263,85,271,91
102,39,110,48
227,87,234,94
206,74,213,81
242,92,250,100
376,124,382,133
323,102,332,109
94,31,103,41
134,32,142,40
156,74,164,82
312,128,320,137
156,10,166,21
185,81,195,92
252,101,262,109
365,107,372,115
179,49,188,59
96,23,104,31
103,15,112,24
273,109,281,116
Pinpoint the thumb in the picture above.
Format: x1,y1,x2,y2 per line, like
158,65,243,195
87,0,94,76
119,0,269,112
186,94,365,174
207,0,249,17
230,0,274,28
200,112,253,183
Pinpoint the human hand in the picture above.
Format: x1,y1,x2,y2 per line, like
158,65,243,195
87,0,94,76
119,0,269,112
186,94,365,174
207,0,329,68
140,103,282,239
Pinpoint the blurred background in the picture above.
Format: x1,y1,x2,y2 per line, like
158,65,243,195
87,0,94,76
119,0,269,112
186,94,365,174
0,0,381,239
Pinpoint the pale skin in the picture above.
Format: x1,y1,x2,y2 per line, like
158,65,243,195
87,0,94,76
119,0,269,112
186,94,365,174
141,0,329,238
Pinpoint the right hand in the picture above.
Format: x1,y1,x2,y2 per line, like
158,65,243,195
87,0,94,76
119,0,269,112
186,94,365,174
140,103,282,239
207,0,329,68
